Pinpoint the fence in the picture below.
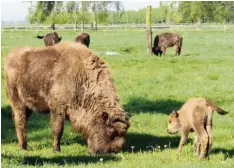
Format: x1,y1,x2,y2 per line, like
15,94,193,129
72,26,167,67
2,23,234,31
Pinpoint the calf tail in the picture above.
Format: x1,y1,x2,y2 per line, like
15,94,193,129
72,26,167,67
206,99,228,115
37,35,44,39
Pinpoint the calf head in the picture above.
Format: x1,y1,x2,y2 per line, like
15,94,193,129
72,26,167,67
87,111,130,154
167,110,180,134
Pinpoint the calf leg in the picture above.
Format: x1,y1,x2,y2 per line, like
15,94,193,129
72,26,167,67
194,125,209,160
178,128,189,153
51,112,65,152
194,135,201,157
206,111,213,155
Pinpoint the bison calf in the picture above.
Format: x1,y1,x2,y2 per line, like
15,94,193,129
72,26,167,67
167,98,228,160
37,32,62,46
75,32,90,48
4,41,129,154
152,32,183,56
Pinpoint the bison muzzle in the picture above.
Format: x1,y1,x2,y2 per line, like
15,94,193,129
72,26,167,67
4,42,130,154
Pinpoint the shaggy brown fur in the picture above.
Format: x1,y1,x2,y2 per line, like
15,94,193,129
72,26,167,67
152,32,183,56
37,32,62,46
4,41,130,154
167,98,228,160
75,32,90,47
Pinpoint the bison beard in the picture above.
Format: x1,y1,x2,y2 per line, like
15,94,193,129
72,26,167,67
4,42,130,154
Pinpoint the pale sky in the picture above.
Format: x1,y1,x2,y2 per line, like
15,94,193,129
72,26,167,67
1,0,160,22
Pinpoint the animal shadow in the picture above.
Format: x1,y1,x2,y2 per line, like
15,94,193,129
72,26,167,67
211,147,234,159
2,153,120,166
124,97,184,115
123,132,188,153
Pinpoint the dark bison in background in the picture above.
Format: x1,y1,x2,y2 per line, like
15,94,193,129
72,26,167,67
152,32,183,56
4,42,130,154
37,32,62,46
75,32,90,48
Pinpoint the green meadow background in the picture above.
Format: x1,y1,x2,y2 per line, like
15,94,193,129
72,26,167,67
1,28,234,168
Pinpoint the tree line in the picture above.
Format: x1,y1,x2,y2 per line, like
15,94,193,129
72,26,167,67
28,1,234,30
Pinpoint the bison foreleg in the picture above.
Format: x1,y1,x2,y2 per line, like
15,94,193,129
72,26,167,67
161,47,166,56
194,135,201,157
51,112,65,152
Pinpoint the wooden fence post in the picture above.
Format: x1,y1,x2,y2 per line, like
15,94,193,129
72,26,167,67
146,5,152,55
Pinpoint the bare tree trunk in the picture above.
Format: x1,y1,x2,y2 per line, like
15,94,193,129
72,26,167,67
81,20,84,31
51,23,55,31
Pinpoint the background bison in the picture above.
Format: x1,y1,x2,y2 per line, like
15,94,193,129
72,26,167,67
4,42,129,154
75,32,90,47
152,32,183,56
37,32,62,46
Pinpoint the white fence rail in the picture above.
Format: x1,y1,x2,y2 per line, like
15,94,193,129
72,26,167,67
2,23,234,31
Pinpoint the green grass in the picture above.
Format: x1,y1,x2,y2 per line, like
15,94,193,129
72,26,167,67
1,28,234,168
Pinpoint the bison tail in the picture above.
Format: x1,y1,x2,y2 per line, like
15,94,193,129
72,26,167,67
207,100,228,115
37,35,44,39
179,36,183,48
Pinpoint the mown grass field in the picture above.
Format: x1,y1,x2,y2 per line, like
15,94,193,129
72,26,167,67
1,28,234,168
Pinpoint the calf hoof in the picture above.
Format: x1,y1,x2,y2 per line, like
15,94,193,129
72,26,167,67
53,147,61,153
20,142,27,150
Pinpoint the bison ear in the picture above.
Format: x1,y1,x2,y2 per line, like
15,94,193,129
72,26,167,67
102,112,109,121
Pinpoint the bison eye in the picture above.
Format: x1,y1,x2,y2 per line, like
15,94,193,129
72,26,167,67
113,118,122,123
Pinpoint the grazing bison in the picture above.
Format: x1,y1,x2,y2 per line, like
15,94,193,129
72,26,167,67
37,32,62,46
152,33,183,56
167,98,228,160
75,32,90,47
4,42,130,154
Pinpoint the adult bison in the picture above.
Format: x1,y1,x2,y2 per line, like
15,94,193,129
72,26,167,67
152,33,183,56
37,32,62,46
75,32,90,48
4,42,130,154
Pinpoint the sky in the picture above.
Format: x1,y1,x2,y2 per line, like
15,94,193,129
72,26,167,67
1,0,159,22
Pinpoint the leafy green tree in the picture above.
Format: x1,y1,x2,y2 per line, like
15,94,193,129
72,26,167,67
28,1,55,27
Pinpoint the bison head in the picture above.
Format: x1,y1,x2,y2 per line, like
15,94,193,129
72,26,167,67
87,111,130,154
152,46,162,56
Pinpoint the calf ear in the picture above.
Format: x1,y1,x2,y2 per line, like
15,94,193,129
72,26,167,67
102,112,109,121
172,110,179,117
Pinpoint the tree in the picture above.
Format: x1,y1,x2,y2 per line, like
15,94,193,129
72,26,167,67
28,1,55,26
90,1,124,29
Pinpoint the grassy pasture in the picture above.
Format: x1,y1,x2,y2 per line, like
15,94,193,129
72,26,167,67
1,28,234,168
